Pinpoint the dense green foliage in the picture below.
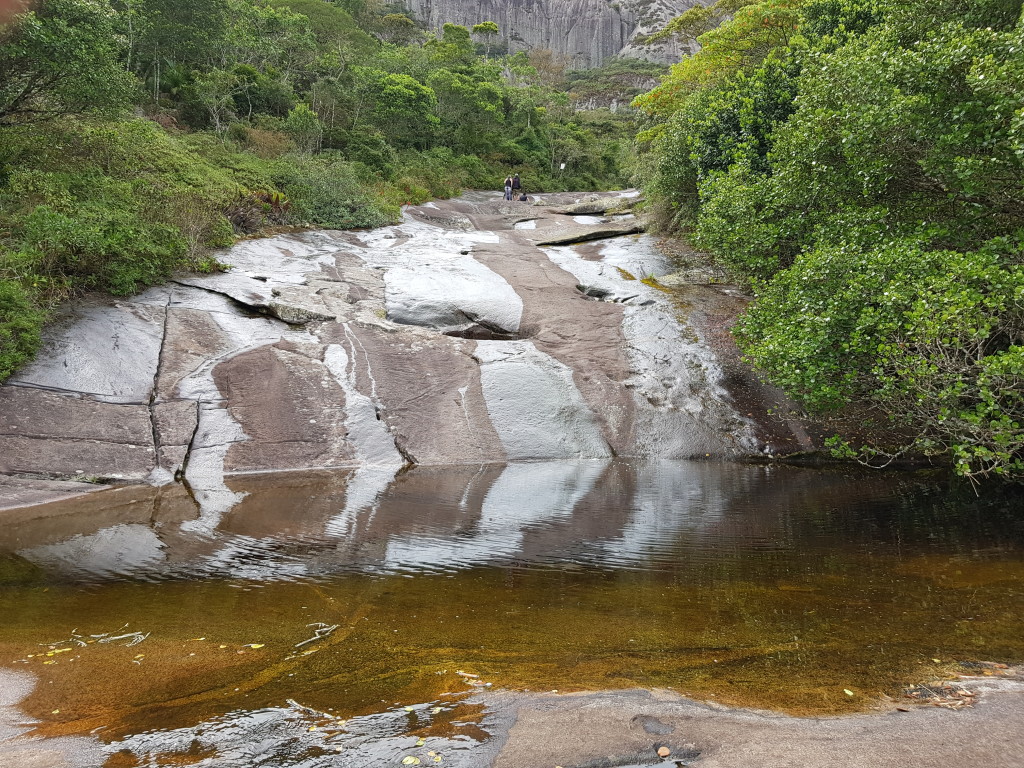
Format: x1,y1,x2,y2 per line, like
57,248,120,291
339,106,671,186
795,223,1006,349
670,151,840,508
566,57,669,106
636,0,1024,479
0,0,635,379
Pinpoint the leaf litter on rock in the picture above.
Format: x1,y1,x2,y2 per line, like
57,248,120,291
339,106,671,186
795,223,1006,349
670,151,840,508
903,681,977,709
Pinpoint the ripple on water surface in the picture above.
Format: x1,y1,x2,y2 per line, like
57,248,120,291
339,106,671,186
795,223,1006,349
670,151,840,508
1,461,1023,767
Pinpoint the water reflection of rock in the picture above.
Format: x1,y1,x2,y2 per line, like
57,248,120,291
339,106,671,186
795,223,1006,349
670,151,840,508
4,461,934,583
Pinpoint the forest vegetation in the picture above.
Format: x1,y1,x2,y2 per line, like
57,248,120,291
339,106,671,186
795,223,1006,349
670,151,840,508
0,0,635,381
634,0,1024,480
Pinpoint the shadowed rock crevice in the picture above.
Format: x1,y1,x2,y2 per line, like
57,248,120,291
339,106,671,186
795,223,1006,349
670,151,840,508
171,278,336,326
536,224,645,247
441,309,533,341
576,283,643,304
146,292,173,483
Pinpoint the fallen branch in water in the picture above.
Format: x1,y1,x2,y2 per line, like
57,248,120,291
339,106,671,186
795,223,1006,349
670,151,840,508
295,623,339,648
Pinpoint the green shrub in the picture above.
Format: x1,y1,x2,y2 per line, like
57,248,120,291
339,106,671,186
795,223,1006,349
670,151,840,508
0,280,44,383
324,129,397,178
17,199,187,296
271,153,399,228
736,236,1024,478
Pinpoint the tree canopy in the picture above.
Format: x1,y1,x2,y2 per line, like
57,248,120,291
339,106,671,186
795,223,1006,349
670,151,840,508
635,0,1024,480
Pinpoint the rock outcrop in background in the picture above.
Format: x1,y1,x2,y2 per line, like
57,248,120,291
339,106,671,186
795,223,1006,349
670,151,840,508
403,0,711,67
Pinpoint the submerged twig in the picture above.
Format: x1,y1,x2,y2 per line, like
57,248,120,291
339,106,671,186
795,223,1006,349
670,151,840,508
295,623,339,648
41,623,148,649
286,698,334,719
98,632,150,647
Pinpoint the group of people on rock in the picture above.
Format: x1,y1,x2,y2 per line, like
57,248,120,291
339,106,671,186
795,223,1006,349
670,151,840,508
503,173,528,202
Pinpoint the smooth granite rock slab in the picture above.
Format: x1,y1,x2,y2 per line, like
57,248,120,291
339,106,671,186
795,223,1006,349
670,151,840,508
320,323,506,466
0,436,156,481
0,388,155,479
0,387,152,444
383,254,523,335
0,477,105,512
473,240,636,455
474,341,612,460
172,231,349,325
491,683,1024,768
0,191,823,510
8,291,168,403
155,306,240,401
213,341,357,472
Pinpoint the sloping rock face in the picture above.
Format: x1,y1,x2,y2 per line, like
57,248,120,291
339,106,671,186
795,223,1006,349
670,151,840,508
0,190,820,518
403,0,710,67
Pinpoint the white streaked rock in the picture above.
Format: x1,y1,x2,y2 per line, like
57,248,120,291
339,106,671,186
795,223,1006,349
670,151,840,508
474,340,612,460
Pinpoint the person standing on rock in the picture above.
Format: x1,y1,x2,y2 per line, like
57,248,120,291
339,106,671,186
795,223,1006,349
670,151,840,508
503,175,513,201
511,173,522,197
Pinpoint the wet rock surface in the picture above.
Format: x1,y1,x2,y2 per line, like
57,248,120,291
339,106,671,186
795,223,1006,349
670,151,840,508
490,683,1024,768
0,460,1022,767
0,190,818,516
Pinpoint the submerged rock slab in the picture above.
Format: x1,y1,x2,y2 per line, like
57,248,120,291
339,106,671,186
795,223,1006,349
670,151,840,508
0,476,106,512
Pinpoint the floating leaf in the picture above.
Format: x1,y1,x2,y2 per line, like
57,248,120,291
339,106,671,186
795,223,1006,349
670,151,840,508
416,738,426,746
844,689,855,697
246,644,265,649
402,757,421,765
404,706,414,712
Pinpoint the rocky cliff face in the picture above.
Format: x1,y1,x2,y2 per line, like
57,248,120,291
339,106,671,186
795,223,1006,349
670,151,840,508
403,0,710,67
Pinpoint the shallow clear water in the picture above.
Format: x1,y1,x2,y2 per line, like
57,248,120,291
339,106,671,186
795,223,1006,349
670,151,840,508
1,461,1023,766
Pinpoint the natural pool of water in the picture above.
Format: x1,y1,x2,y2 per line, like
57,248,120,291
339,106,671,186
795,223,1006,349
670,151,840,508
1,461,1022,767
